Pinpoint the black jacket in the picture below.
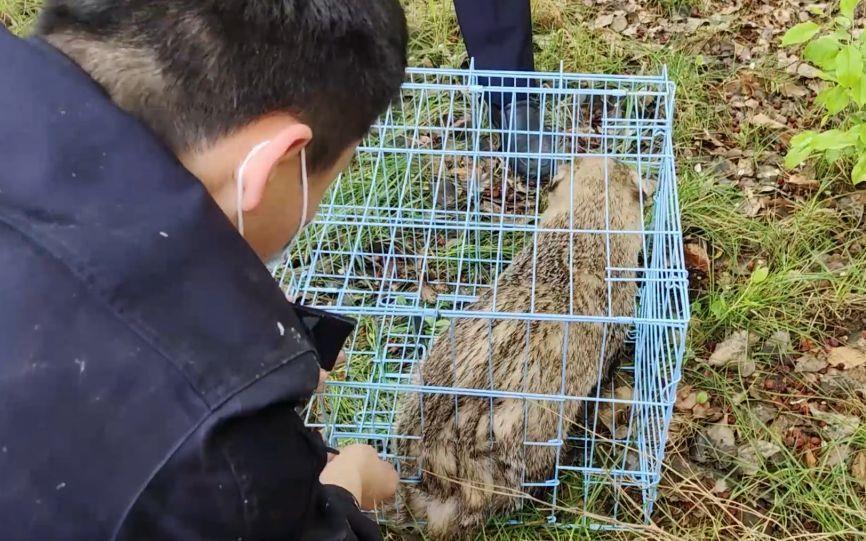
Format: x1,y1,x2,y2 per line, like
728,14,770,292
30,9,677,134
0,28,378,541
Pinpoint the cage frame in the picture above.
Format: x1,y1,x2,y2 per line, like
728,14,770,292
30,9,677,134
274,61,689,531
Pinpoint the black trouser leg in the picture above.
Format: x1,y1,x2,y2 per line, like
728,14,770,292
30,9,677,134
453,0,534,109
454,0,554,182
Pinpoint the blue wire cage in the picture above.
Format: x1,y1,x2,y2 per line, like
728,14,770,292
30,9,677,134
273,64,689,530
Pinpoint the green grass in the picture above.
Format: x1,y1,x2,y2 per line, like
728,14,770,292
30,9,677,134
5,1,866,540
681,166,866,344
0,0,37,33
674,360,866,538
648,0,705,14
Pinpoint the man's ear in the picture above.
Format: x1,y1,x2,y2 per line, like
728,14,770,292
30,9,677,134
240,123,313,212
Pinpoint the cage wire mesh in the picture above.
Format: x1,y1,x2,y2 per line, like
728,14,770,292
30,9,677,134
273,63,689,530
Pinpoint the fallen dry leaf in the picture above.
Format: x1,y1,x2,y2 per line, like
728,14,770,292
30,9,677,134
770,412,804,440
684,242,711,273
794,353,827,373
757,165,782,181
593,13,614,28
779,81,809,98
752,403,778,425
824,444,853,468
806,79,828,94
747,113,788,130
611,13,628,33
708,331,752,368
707,422,736,450
737,195,765,217
828,347,866,370
737,441,782,475
819,370,866,397
797,63,822,79
621,24,639,37
777,51,798,70
676,389,698,412
691,402,720,420
809,406,860,440
685,17,707,33
692,425,736,465
736,158,755,177
786,174,820,192
763,330,792,354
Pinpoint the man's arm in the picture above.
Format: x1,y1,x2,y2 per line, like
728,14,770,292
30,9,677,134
116,355,384,541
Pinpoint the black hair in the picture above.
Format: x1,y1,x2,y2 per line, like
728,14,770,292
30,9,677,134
37,0,408,171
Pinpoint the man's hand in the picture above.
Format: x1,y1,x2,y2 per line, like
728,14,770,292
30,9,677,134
319,444,399,511
316,350,345,393
316,369,329,393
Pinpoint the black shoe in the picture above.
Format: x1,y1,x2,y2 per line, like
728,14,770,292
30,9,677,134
493,99,556,183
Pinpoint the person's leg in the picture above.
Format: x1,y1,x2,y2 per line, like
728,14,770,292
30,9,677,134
454,0,555,182
453,0,534,109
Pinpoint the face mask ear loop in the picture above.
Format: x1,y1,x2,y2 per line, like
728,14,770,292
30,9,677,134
236,140,271,237
299,147,309,240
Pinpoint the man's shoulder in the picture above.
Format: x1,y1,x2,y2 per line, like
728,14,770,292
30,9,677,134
0,217,214,539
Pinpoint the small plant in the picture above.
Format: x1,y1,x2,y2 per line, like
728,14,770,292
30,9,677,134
781,0,866,185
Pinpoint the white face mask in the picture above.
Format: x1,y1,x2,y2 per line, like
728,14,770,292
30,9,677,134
236,141,310,267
